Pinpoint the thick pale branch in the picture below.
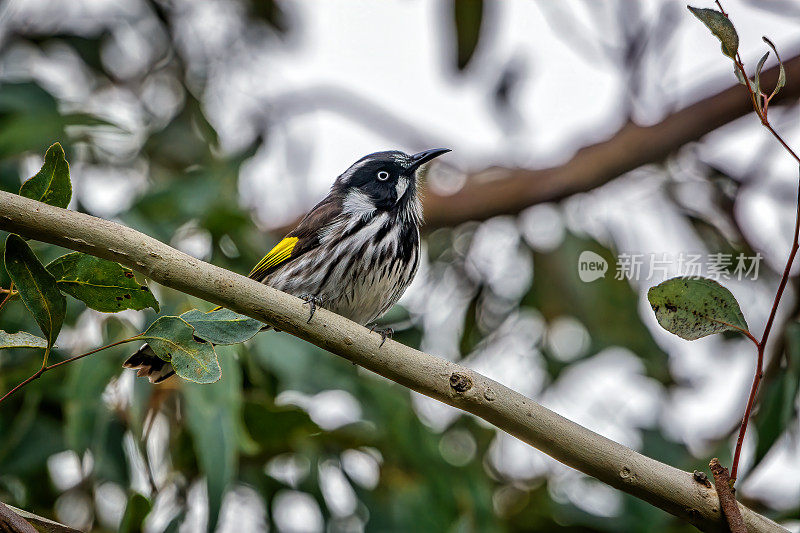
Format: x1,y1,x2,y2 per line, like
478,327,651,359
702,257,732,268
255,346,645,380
0,191,787,533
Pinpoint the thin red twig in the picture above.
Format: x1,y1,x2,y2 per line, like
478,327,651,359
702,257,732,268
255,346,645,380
741,329,760,349
734,54,765,123
709,0,800,483
0,282,14,313
723,18,800,480
734,54,800,165
43,338,135,371
764,123,800,165
731,177,800,481
731,344,765,481
0,346,50,405
0,337,137,405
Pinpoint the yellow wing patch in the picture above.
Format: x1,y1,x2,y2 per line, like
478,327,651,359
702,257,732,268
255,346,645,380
248,237,299,279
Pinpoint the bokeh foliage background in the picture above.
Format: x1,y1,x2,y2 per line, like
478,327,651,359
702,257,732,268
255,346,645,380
0,1,799,532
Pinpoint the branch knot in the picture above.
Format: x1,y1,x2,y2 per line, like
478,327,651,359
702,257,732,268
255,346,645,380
449,372,472,393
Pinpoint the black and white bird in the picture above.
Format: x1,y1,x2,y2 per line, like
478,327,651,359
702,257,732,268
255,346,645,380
124,148,450,382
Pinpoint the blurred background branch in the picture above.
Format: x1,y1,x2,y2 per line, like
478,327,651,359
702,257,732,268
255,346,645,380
269,53,800,233
415,53,800,231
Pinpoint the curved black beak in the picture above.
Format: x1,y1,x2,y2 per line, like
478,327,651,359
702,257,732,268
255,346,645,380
407,148,450,173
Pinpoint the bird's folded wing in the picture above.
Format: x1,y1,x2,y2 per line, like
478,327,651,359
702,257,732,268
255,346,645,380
248,236,299,278
247,195,342,282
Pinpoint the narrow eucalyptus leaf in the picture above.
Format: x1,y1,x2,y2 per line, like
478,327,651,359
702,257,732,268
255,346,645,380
751,322,800,470
180,308,263,345
19,142,72,208
776,65,786,95
647,276,748,340
733,63,748,86
47,252,159,313
139,316,221,383
755,52,769,93
0,330,48,350
119,493,151,533
754,51,769,113
4,234,66,347
762,36,786,98
687,6,739,59
182,351,240,530
453,0,483,70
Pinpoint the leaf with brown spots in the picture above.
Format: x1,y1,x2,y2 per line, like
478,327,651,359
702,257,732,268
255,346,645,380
0,330,48,350
687,6,739,60
138,316,221,383
47,252,159,313
647,277,749,341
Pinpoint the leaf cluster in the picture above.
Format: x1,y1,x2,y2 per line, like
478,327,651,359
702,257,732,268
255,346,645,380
1,144,264,386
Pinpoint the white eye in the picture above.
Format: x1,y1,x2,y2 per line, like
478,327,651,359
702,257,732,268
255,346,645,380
377,170,390,181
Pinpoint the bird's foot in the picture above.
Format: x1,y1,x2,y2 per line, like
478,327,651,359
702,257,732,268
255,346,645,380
369,324,394,347
300,294,325,323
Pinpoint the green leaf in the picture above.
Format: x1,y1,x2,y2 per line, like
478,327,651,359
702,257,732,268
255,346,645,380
733,63,748,86
243,400,318,451
754,51,769,111
180,308,262,345
752,323,800,469
138,316,221,383
0,83,111,159
64,332,129,484
183,349,241,531
18,142,71,208
687,6,739,59
755,53,769,85
47,252,159,313
3,234,66,348
0,330,48,350
647,277,749,340
245,0,290,33
119,493,151,533
453,0,483,70
762,36,786,99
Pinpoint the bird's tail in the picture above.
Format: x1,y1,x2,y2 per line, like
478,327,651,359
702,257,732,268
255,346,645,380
124,310,269,383
123,343,175,383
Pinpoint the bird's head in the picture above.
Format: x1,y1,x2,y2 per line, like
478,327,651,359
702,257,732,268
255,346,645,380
333,149,450,214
